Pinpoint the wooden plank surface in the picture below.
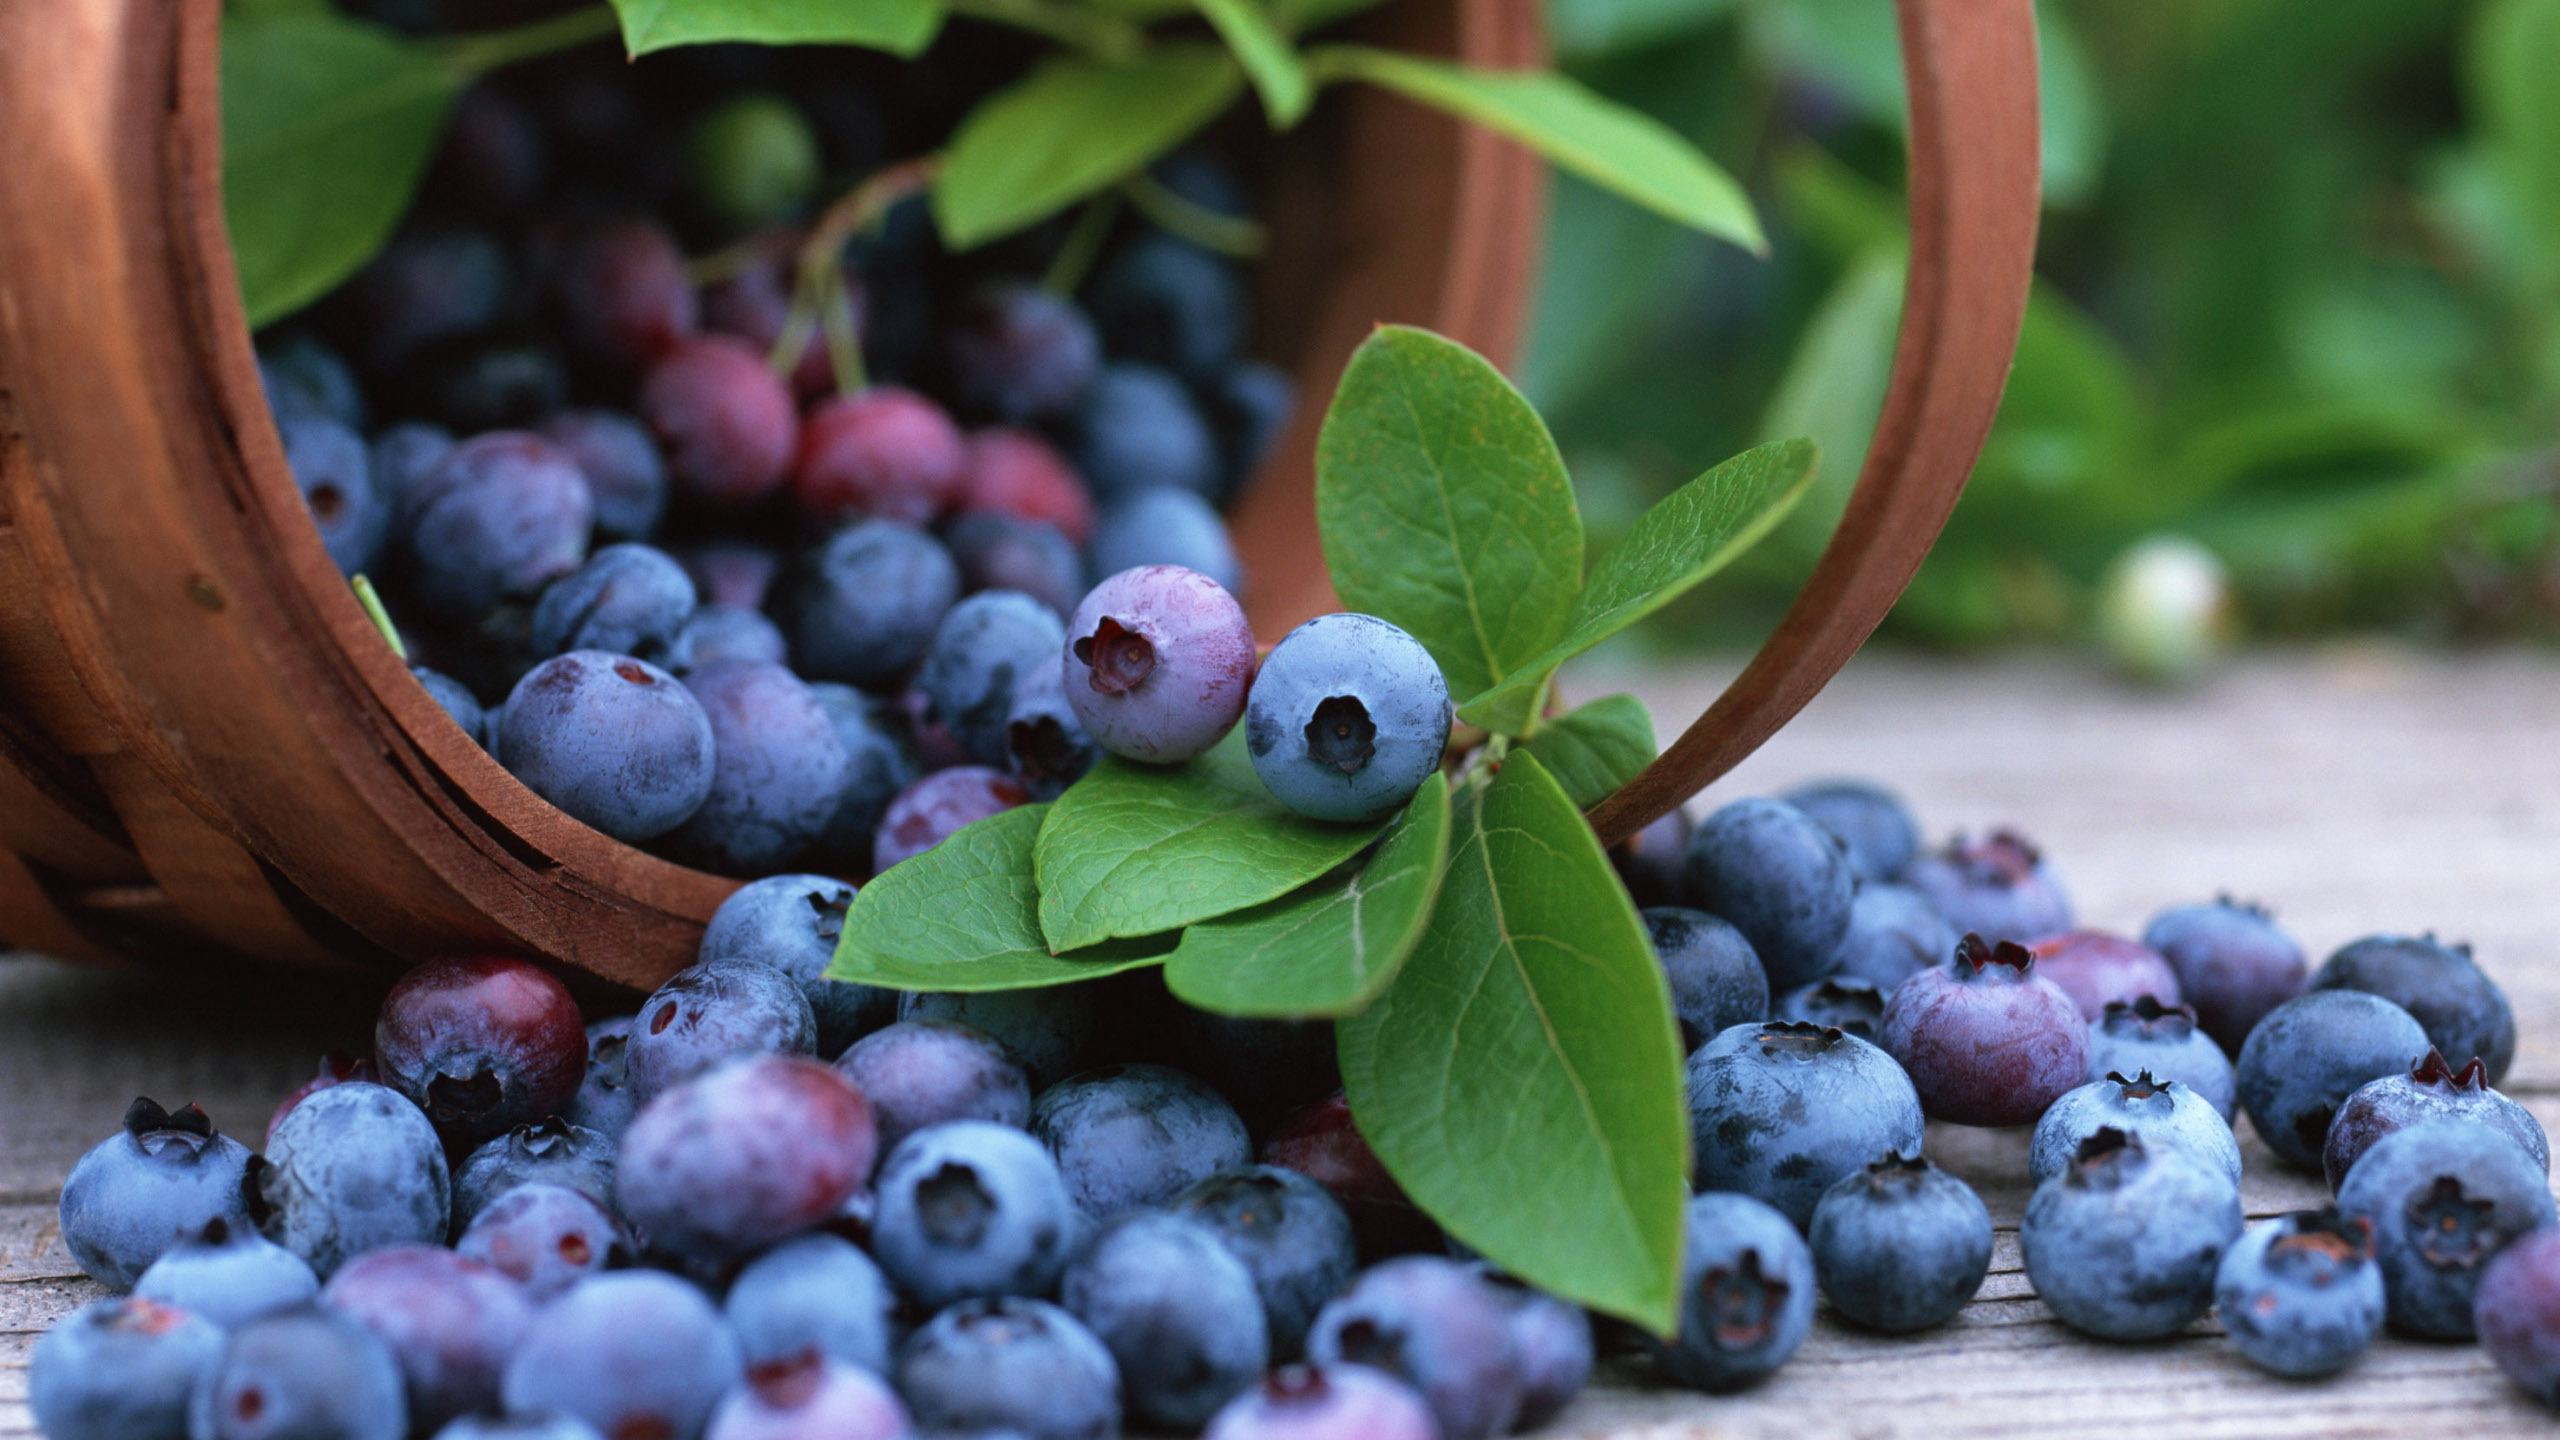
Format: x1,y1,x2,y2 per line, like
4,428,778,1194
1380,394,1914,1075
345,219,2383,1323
4,644,2557,1438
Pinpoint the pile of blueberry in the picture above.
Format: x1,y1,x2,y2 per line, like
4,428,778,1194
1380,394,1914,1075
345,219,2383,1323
256,31,1293,878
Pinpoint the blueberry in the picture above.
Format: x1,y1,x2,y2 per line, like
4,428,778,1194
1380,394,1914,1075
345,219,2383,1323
836,1020,1031,1156
541,409,670,541
1642,907,1771,1047
1062,1210,1267,1428
1162,1010,1341,1137
1087,485,1242,594
430,1416,605,1440
399,432,593,621
1904,830,2072,947
922,591,1069,767
2020,1128,2241,1340
190,1306,409,1440
942,283,1102,424
2234,988,2429,1171
2336,1119,2557,1337
250,1082,450,1279
672,604,792,672
2025,930,2183,1020
395,332,570,432
872,767,1033,873
2141,898,2307,1055
685,92,821,231
947,512,1088,618
681,541,784,612
1064,564,1256,765
369,422,454,524
30,1297,224,1440
1090,234,1245,382
450,1118,616,1232
999,661,1100,799
1807,1153,1992,1332
566,1017,639,1141
641,334,799,506
619,1055,877,1263
330,229,512,377
1259,1091,1439,1261
1201,1364,1437,1440
2087,997,2237,1121
870,1121,1078,1309
1471,1268,1593,1428
723,1233,896,1375
2477,1227,2560,1407
1772,975,1887,1039
1679,798,1854,989
2028,1071,2241,1187
701,874,894,1059
2213,1208,2384,1377
530,544,696,663
374,953,589,1148
1172,1166,1358,1361
1609,807,1693,910
895,1297,1118,1440
1034,1064,1252,1219
794,387,967,526
2311,932,2517,1084
1686,1020,1924,1230
1209,361,1294,495
627,959,819,1101
900,988,1094,1091
1651,1192,1815,1393
1881,934,2089,1127
806,686,922,870
1829,881,1957,992
1778,778,1918,883
502,1272,744,1440
959,428,1095,544
1244,614,1450,823
279,413,382,575
133,1219,317,1327
1307,1256,1524,1440
552,215,698,373
454,1182,628,1301
322,1245,534,1430
59,1099,254,1289
1071,363,1220,499
499,652,717,843
707,1354,909,1440
783,521,962,688
259,333,368,427
411,666,489,746
2325,1049,2549,1191
665,661,854,875
266,1055,379,1152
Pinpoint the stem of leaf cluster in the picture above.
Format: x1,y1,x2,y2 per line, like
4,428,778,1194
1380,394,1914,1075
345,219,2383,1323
1042,194,1124,295
1120,173,1266,256
350,575,407,663
768,156,941,390
443,3,620,77
946,0,1147,59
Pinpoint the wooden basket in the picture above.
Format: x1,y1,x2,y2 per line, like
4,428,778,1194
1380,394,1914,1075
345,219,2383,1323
0,0,2040,991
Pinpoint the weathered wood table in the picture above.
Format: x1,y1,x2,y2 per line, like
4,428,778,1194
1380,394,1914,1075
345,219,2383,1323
7,646,2557,1438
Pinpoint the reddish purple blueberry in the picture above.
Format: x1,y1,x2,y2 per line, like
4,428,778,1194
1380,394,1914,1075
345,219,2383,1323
554,216,698,373
1201,1364,1438,1440
834,1019,1031,1156
454,1182,628,1301
2025,930,2183,1020
2478,1227,2560,1407
2324,1048,2549,1191
373,953,588,1147
640,334,798,507
1063,565,1255,765
872,766,1031,873
792,387,966,526
704,1353,910,1440
960,427,1094,543
321,1245,534,1432
615,1054,878,1264
267,1053,376,1152
1880,934,2089,1127
2141,898,2308,1054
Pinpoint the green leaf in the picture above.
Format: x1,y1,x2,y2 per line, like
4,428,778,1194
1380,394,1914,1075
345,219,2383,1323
1516,696,1654,809
1163,773,1451,1017
1192,0,1312,126
609,0,942,57
1305,46,1763,251
1338,752,1688,1330
826,805,1173,991
1315,326,1584,705
1457,437,1818,732
2470,0,2560,276
222,14,465,327
934,47,1245,248
1035,728,1384,952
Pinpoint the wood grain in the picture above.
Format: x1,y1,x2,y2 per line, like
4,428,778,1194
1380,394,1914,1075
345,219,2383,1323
6,648,2558,1439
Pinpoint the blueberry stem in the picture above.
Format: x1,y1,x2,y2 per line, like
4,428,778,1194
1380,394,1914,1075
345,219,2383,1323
770,155,941,388
945,0,1147,59
1118,173,1266,257
1042,194,1123,296
440,4,619,78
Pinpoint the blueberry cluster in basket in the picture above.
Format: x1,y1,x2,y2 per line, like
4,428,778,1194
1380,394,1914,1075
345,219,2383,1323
255,38,1296,880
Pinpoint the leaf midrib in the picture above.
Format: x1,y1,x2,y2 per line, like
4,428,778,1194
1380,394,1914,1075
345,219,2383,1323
1387,359,1502,688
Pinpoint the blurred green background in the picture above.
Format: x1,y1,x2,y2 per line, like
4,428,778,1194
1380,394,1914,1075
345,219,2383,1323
1525,0,2560,669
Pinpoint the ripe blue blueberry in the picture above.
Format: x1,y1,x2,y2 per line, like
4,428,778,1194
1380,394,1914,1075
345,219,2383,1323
2028,1071,2241,1188
251,1081,451,1279
338,228,513,376
1472,1267,1593,1428
2213,1208,2384,1377
1165,1011,1342,1137
1882,934,2090,1128
190,1306,408,1440
450,1118,616,1233
616,1054,877,1264
1064,564,1256,765
529,544,696,663
705,1354,910,1440
1830,881,1957,992
942,282,1103,424
29,1297,224,1440
1173,1166,1359,1361
1032,1064,1252,1219
2311,932,2517,1085
411,666,488,747
1091,233,1246,383
835,1019,1031,1156
2088,997,2237,1121
368,422,452,524
1679,798,1853,989
894,1296,1119,1440
431,1416,606,1440
279,412,383,575
321,1244,534,1431
2234,988,2429,1172
723,1233,896,1376
1807,1153,1992,1332
665,661,854,875
1245,613,1450,824
2142,896,2307,1054
2324,1049,2548,1191
498,651,716,843
1686,1020,1924,1230
2335,1119,2557,1338
399,431,594,622
1201,1363,1437,1440
1072,363,1221,499
1773,975,1887,1039
59,1098,253,1289
398,333,569,433
502,1272,744,1440
807,684,922,869
2026,930,2183,1020
1652,1191,1816,1392
259,333,367,427
373,952,588,1148
1903,830,2072,948
1088,485,1242,594
671,603,790,672
1779,777,1918,883
566,1016,638,1141
626,959,819,1101
1211,360,1295,496
921,591,1068,767
700,874,895,1060
1062,1210,1268,1429
948,511,1087,619
541,408,670,542
1306,1256,1525,1440
265,1054,377,1152
871,1120,1078,1309
2019,1128,2241,1341
900,987,1094,1091
2476,1227,2560,1407
133,1219,317,1328
1642,907,1771,1047
998,660,1098,798
454,1182,627,1301
782,520,961,689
